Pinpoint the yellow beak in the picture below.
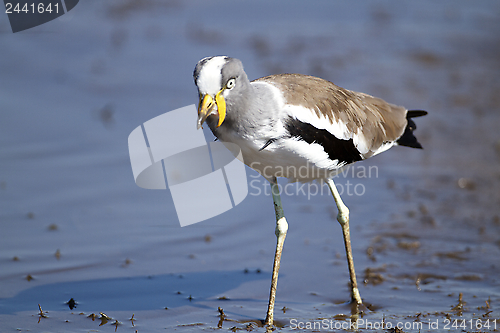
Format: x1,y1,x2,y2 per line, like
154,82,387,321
197,90,226,129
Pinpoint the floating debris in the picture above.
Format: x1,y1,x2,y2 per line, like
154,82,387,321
129,313,136,326
451,292,466,316
483,310,493,317
387,327,404,333
121,258,133,267
38,304,48,318
245,322,255,331
111,319,121,332
177,322,204,327
66,298,77,310
99,312,111,326
218,307,226,328
100,312,112,320
47,223,58,231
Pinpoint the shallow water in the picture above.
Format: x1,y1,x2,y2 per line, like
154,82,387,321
1,1,500,332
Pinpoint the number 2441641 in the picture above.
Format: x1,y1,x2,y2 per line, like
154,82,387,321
443,319,497,330
5,3,59,14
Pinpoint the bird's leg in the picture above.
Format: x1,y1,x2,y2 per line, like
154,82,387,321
265,177,288,328
327,179,362,305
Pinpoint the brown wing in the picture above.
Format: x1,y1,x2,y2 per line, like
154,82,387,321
254,73,408,154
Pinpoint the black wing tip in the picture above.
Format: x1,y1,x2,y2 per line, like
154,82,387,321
412,142,424,149
397,110,427,149
407,110,428,118
397,134,424,149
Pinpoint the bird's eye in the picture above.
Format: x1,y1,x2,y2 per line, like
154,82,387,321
226,78,236,89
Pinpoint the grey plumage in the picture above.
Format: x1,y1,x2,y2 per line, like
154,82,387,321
193,55,427,327
194,56,426,182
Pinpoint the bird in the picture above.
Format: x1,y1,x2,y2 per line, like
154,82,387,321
193,56,427,327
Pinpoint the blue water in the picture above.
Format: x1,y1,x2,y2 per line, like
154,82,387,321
1,1,499,332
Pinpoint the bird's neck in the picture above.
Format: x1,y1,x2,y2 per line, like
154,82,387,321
211,83,259,136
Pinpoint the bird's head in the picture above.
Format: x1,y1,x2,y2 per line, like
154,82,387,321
193,56,247,129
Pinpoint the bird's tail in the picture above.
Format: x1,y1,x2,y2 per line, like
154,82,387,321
396,110,428,149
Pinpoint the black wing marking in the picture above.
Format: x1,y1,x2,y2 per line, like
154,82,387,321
284,117,363,165
259,138,276,151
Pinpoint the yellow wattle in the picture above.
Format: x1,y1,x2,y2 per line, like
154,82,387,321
215,90,226,127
